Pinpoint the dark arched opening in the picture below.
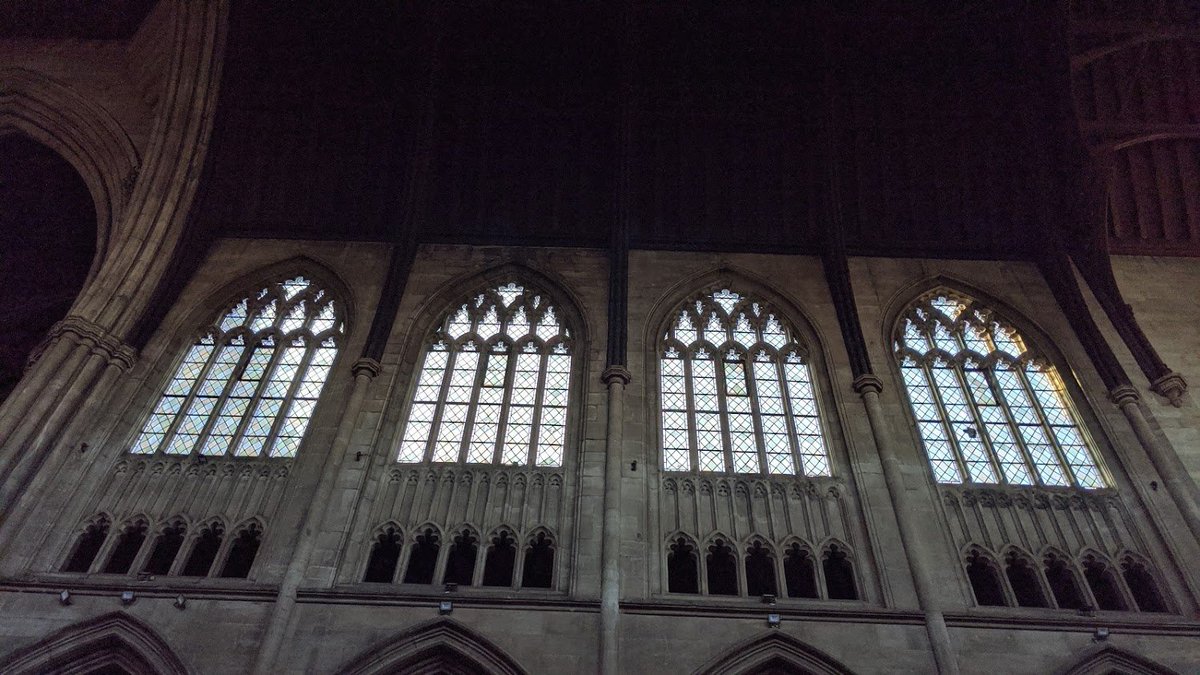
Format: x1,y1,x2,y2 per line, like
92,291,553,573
707,538,739,596
965,549,1006,606
667,536,699,594
181,522,224,577
482,530,516,587
1005,551,1048,608
404,527,440,584
364,526,403,583
745,541,777,597
443,529,478,586
1045,553,1086,610
521,532,554,589
822,545,857,600
0,134,97,404
783,544,818,599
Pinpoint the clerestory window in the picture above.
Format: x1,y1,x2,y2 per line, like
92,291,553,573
130,275,343,458
396,282,573,467
658,288,831,475
894,289,1105,489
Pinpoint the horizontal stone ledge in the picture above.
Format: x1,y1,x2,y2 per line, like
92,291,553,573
0,576,280,602
297,586,600,612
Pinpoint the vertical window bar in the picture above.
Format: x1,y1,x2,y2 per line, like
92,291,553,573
466,346,508,463
535,349,571,467
164,339,246,455
659,349,691,471
501,348,540,465
1022,365,1105,488
753,355,793,475
899,359,963,484
724,354,758,474
397,344,450,462
782,356,829,477
271,340,338,458
130,339,215,454
432,346,480,462
960,364,1035,485
235,340,307,457
992,363,1070,486
457,345,496,463
928,363,1000,483
201,342,274,456
692,350,725,472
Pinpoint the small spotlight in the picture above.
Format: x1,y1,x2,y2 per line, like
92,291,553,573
767,613,781,628
58,590,71,606
444,583,458,593
174,595,187,610
761,593,776,605
439,600,453,615
120,590,136,606
1094,627,1109,642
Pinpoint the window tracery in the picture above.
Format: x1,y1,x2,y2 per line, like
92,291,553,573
130,275,343,459
659,288,831,476
895,289,1105,489
397,282,573,468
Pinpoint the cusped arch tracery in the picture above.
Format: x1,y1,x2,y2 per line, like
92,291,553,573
892,285,1106,490
396,272,580,469
657,283,832,477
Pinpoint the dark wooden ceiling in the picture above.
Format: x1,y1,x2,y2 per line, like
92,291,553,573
193,1,1099,260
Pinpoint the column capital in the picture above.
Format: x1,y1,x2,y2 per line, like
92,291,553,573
601,365,631,386
1109,384,1140,407
351,357,382,379
1150,371,1188,408
852,374,884,395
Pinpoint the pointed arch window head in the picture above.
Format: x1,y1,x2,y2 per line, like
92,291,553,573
130,275,343,459
894,289,1106,490
397,282,574,467
659,287,831,476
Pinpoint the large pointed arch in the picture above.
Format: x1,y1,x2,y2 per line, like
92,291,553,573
693,631,856,675
887,277,1108,489
0,612,189,675
337,619,526,675
1054,644,1179,675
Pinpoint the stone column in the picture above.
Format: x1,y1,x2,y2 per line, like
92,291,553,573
1110,385,1200,541
253,357,381,674
0,331,76,446
599,365,630,675
854,375,959,675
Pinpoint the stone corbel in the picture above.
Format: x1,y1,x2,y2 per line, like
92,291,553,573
30,315,138,370
1149,371,1187,408
351,357,382,379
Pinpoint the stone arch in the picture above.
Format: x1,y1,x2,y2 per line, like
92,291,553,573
0,67,140,284
401,261,592,357
693,631,855,675
643,266,830,364
337,618,526,675
0,612,188,675
1054,644,1179,675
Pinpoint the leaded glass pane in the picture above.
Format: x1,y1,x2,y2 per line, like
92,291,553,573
131,275,342,459
398,282,573,468
895,290,1105,489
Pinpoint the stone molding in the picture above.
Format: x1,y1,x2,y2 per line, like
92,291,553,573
351,357,382,379
0,612,188,675
336,618,527,675
601,365,631,386
851,373,883,395
1108,384,1141,407
31,315,138,370
1149,371,1188,408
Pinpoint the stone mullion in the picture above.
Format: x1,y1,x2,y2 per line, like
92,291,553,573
425,345,462,463
223,337,288,457
457,347,493,464
682,352,699,473
950,364,1005,485
987,367,1045,487
159,333,241,456
261,339,320,458
491,346,520,465
527,352,550,466
714,352,734,474
743,351,769,476
1015,367,1080,487
922,361,973,484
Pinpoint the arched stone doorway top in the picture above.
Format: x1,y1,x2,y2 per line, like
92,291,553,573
693,631,855,675
337,618,527,675
0,611,189,675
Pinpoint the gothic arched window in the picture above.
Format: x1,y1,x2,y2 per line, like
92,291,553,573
130,275,343,459
894,289,1105,489
397,282,574,467
659,288,831,475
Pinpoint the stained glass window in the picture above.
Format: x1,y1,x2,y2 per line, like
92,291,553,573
894,289,1105,489
130,275,343,458
658,288,830,475
397,282,573,467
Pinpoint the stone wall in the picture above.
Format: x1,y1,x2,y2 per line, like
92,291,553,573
0,243,1197,674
